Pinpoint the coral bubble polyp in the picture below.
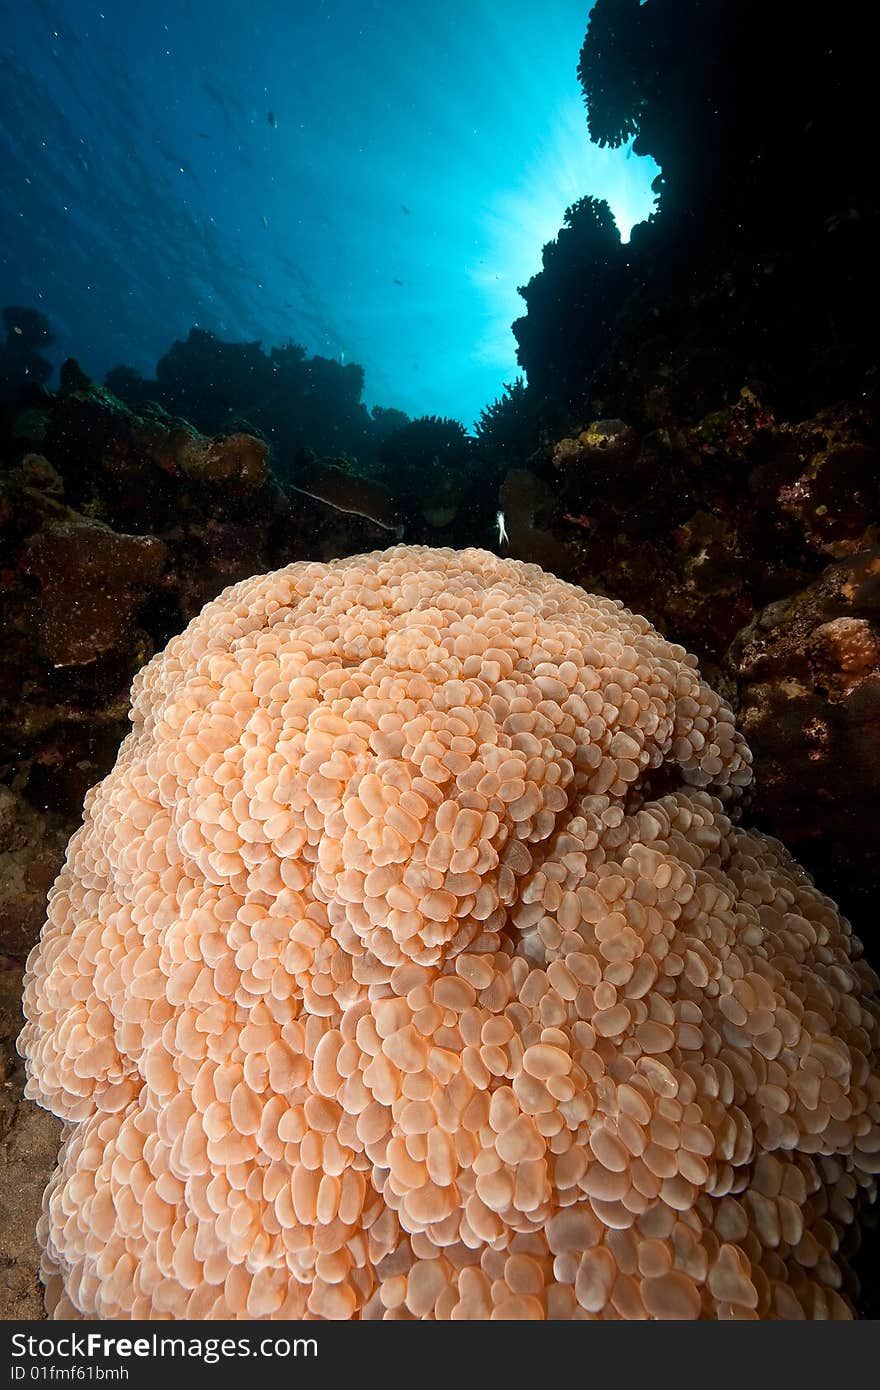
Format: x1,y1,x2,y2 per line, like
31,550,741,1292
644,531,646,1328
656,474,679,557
20,547,879,1319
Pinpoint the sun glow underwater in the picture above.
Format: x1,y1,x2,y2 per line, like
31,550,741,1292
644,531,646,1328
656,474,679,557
472,97,659,392
0,0,659,430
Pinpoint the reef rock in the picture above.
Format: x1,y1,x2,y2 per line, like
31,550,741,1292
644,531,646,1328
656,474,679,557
0,788,69,958
22,517,167,668
0,964,62,1318
728,547,880,920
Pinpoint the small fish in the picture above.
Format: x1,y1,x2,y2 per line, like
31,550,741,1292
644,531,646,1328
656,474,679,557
400,203,410,215
267,110,276,128
261,214,269,228
496,510,508,546
393,277,404,286
199,131,212,139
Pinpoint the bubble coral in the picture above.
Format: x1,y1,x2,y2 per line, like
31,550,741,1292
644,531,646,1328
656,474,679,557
20,546,880,1320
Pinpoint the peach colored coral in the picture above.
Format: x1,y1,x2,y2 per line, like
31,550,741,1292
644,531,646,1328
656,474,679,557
19,546,880,1320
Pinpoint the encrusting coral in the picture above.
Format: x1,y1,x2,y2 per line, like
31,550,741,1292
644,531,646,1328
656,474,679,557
19,547,880,1319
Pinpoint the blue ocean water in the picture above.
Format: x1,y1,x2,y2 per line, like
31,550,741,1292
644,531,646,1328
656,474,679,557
0,0,657,426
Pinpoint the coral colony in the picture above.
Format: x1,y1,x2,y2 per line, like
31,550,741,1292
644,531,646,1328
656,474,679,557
21,549,879,1319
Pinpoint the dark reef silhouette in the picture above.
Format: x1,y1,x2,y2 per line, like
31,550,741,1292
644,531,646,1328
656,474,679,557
513,196,627,408
106,327,383,468
512,0,877,430
104,329,505,545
